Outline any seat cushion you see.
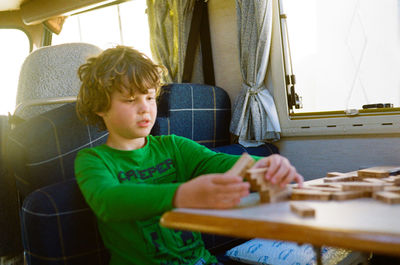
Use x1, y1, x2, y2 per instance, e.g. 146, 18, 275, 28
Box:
21, 178, 109, 265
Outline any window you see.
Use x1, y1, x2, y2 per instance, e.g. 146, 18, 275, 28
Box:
52, 0, 151, 58
281, 0, 400, 113
0, 29, 30, 115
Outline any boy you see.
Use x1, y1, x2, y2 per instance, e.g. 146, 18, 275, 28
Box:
74, 46, 303, 265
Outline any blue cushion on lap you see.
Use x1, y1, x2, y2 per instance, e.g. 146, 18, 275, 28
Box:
225, 238, 357, 265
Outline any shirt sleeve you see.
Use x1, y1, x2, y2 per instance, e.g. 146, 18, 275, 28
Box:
74, 149, 181, 222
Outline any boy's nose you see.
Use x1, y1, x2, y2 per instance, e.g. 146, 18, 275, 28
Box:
138, 99, 150, 113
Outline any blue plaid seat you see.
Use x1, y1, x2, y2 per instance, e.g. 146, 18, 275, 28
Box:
7, 103, 110, 265
7, 83, 279, 265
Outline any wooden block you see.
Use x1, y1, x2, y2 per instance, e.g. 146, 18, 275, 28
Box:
227, 153, 255, 178
269, 187, 292, 203
259, 185, 291, 203
300, 185, 342, 193
290, 202, 315, 218
248, 168, 267, 184
247, 175, 261, 190
341, 182, 385, 192
247, 168, 268, 192
326, 171, 358, 178
291, 189, 331, 201
247, 166, 291, 204
308, 184, 336, 188
309, 183, 345, 189
381, 176, 400, 186
326, 172, 344, 177
323, 175, 360, 183
254, 182, 268, 192
331, 190, 366, 200
362, 178, 388, 185
357, 166, 400, 178
259, 190, 270, 203
384, 186, 400, 194
247, 167, 268, 177
373, 191, 400, 204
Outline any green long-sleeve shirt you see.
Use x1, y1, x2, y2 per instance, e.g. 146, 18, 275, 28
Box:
74, 134, 243, 265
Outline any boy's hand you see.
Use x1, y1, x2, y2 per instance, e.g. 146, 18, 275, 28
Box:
252, 154, 303, 188
173, 174, 250, 209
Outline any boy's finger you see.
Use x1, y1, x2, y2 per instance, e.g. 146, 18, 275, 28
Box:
270, 164, 290, 184
295, 173, 304, 187
265, 156, 282, 180
215, 182, 250, 194
214, 197, 242, 209
212, 174, 243, 184
216, 192, 243, 201
252, 158, 268, 169
278, 171, 303, 188
278, 169, 296, 187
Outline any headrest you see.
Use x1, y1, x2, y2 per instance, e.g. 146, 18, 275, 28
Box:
16, 43, 102, 119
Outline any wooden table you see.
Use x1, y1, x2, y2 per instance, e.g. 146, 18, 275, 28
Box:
160, 182, 400, 257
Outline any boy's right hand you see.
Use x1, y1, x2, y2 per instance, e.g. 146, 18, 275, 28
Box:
173, 174, 250, 209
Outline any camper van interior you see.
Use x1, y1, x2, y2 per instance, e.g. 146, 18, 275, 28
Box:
0, 0, 399, 265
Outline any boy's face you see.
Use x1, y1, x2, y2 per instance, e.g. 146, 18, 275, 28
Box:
97, 88, 157, 149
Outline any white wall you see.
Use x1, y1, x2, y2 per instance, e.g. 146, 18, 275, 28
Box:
208, 0, 242, 104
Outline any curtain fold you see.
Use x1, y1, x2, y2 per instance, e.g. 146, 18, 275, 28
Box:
146, 0, 197, 83
230, 0, 281, 145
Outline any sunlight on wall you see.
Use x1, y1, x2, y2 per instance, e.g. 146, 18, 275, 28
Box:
0, 29, 30, 115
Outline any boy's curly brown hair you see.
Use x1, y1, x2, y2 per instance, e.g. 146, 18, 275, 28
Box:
76, 46, 165, 130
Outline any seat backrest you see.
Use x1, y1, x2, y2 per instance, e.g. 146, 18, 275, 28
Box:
7, 103, 108, 199
8, 83, 232, 199
16, 43, 102, 120
152, 83, 232, 148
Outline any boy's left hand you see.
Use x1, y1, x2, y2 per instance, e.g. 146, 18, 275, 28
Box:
252, 154, 303, 188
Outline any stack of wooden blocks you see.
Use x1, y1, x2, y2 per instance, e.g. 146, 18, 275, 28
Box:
228, 154, 400, 218
292, 166, 400, 204
227, 153, 291, 203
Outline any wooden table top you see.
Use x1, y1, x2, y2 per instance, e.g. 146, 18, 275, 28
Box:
160, 182, 400, 256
